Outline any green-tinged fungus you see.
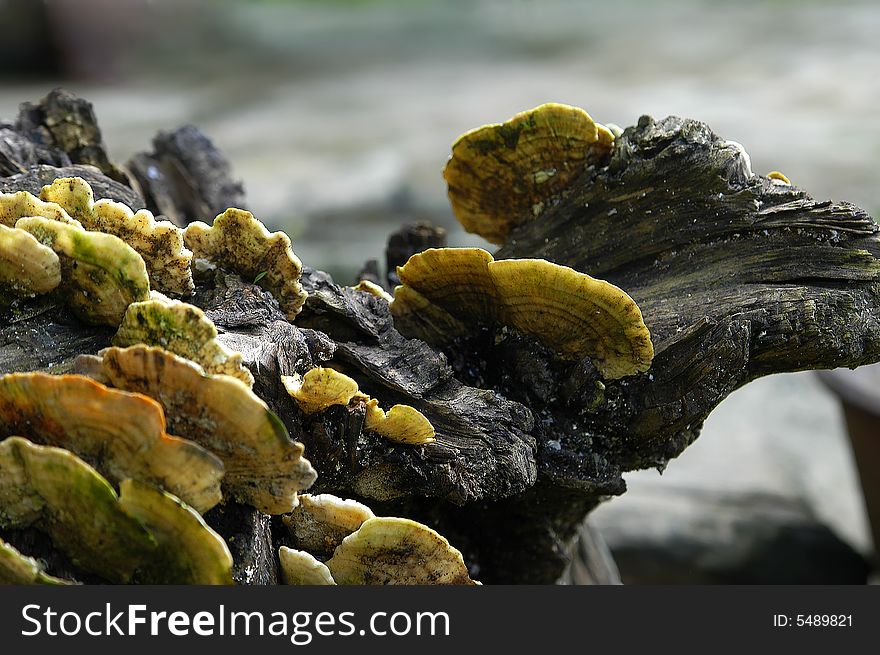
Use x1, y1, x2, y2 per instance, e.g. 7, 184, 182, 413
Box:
113, 292, 254, 386
0, 372, 224, 513
41, 177, 194, 296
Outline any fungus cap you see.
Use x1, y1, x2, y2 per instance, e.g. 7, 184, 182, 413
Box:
41, 177, 194, 296
0, 189, 80, 227
363, 400, 436, 445
184, 208, 307, 319
282, 493, 375, 555
279, 547, 336, 585
0, 436, 157, 583
114, 293, 254, 386
443, 103, 614, 244
118, 479, 233, 585
0, 373, 224, 513
0, 224, 61, 296
353, 280, 393, 303
281, 367, 360, 414
392, 248, 654, 379
15, 216, 151, 326
93, 345, 316, 514
325, 517, 476, 585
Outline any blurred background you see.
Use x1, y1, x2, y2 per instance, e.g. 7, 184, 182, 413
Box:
2, 0, 878, 583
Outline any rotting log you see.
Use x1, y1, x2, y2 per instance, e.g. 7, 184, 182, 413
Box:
1, 92, 879, 583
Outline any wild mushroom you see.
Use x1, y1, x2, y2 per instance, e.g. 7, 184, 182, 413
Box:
0, 224, 61, 297
40, 177, 194, 296
0, 372, 224, 513
0, 537, 74, 585
184, 208, 307, 320
443, 102, 615, 244
117, 479, 233, 585
83, 345, 316, 515
325, 517, 477, 585
0, 189, 80, 227
282, 493, 375, 556
392, 247, 654, 379
278, 547, 336, 585
767, 170, 792, 185
113, 292, 254, 386
363, 400, 436, 445
0, 436, 156, 583
15, 216, 150, 326
281, 367, 360, 414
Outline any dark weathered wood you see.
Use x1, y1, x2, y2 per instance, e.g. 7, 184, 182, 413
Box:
128, 125, 245, 226
2, 98, 880, 584
0, 163, 145, 209
385, 222, 447, 287
15, 88, 128, 184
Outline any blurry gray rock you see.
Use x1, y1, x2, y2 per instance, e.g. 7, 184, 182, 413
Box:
593, 487, 870, 584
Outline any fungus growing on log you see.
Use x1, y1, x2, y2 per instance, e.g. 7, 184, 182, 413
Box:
363, 400, 436, 445
0, 373, 224, 513
767, 170, 792, 185
353, 279, 393, 303
184, 208, 307, 320
15, 216, 150, 326
392, 247, 654, 379
40, 177, 194, 296
281, 367, 360, 414
113, 293, 254, 386
325, 517, 477, 585
443, 102, 614, 244
278, 547, 336, 585
0, 225, 61, 297
81, 345, 316, 515
282, 493, 375, 556
2, 90, 880, 585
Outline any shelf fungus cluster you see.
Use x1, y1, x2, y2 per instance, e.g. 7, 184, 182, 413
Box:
0, 437, 232, 584
282, 367, 436, 445
443, 102, 614, 244
279, 494, 476, 585
391, 247, 654, 379
40, 177, 195, 296
75, 344, 316, 514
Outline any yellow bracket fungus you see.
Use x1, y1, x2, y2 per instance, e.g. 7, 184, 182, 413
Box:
282, 368, 435, 445
0, 437, 231, 584
352, 280, 393, 303
281, 367, 361, 414
363, 400, 435, 445
282, 493, 375, 556
113, 292, 254, 387
40, 177, 194, 296
278, 547, 336, 585
443, 102, 615, 244
117, 479, 233, 585
92, 345, 316, 515
184, 208, 307, 320
0, 373, 224, 513
392, 247, 654, 379
15, 216, 151, 326
0, 189, 81, 227
325, 517, 476, 585
767, 170, 792, 185
0, 537, 74, 585
0, 225, 61, 297
0, 436, 157, 583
